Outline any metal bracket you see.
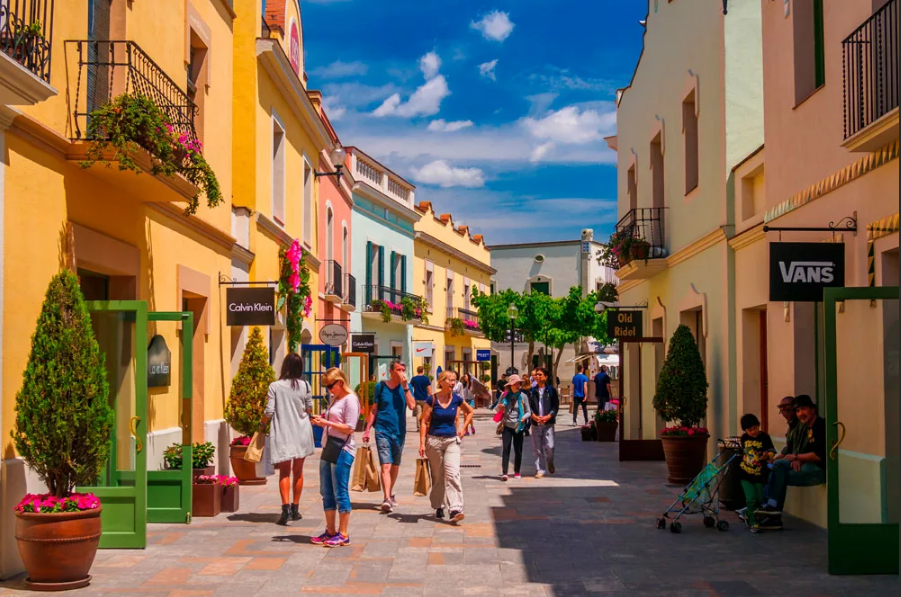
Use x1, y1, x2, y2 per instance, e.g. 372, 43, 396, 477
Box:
763, 214, 858, 240
218, 273, 277, 286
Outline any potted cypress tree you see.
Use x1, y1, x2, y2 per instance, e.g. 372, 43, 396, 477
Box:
12, 271, 114, 590
652, 325, 710, 484
225, 327, 275, 485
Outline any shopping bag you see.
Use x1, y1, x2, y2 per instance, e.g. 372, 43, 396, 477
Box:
351, 446, 370, 492
243, 432, 265, 463
413, 458, 431, 497
492, 411, 503, 423
365, 447, 382, 492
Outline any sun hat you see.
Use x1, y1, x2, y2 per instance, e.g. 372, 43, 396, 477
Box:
504, 374, 523, 388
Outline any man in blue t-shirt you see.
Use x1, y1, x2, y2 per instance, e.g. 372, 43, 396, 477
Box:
594, 365, 612, 412
363, 360, 415, 513
410, 366, 433, 432
571, 365, 589, 426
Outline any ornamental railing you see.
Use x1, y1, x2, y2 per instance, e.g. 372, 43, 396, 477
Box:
324, 260, 343, 298
363, 285, 422, 317
0, 0, 54, 82
457, 308, 481, 332
843, 0, 898, 139
611, 207, 666, 269
343, 273, 356, 307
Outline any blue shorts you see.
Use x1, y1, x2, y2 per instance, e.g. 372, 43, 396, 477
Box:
375, 432, 404, 466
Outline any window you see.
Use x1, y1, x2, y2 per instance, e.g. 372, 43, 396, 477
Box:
490, 280, 497, 294
627, 165, 638, 211
446, 273, 455, 320
650, 133, 664, 210
272, 118, 286, 224
531, 281, 550, 295
793, 0, 825, 104
393, 253, 403, 290
464, 279, 471, 309
326, 208, 334, 262
424, 263, 434, 310
445, 347, 456, 370
740, 164, 766, 221
341, 226, 348, 269
682, 90, 698, 194
365, 241, 384, 302
187, 32, 208, 144
303, 159, 313, 246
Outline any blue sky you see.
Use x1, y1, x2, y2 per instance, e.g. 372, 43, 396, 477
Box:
302, 0, 647, 245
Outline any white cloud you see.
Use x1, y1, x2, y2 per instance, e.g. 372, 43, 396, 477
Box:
321, 82, 399, 109
322, 96, 346, 121
373, 94, 402, 117
524, 106, 616, 145
530, 142, 555, 163
478, 59, 498, 81
471, 10, 515, 42
412, 160, 486, 188
420, 52, 442, 80
310, 60, 368, 79
427, 119, 475, 133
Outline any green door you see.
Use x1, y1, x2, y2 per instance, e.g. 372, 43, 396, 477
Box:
823, 286, 899, 575
79, 301, 148, 549
146, 311, 193, 524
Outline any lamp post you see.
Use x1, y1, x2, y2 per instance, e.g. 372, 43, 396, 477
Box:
506, 303, 519, 375
314, 144, 348, 185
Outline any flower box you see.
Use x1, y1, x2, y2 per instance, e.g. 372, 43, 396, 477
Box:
192, 480, 221, 517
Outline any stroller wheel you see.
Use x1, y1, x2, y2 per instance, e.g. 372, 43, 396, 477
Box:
670, 521, 682, 534
703, 516, 716, 528
716, 520, 730, 532
655, 517, 666, 530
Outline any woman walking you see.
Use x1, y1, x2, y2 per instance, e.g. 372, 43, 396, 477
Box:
261, 353, 315, 526
457, 373, 477, 435
310, 367, 360, 548
419, 370, 474, 523
495, 374, 532, 481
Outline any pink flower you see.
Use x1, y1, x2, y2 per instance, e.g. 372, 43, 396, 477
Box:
289, 273, 301, 293
286, 240, 302, 273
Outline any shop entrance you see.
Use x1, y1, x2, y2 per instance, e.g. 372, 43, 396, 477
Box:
617, 336, 666, 462
823, 286, 898, 575
77, 301, 194, 548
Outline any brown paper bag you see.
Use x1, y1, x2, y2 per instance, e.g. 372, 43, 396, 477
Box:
351, 446, 369, 492
243, 432, 265, 463
413, 458, 431, 497
365, 447, 381, 493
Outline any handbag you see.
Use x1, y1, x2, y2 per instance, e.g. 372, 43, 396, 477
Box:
243, 431, 265, 463
321, 433, 349, 464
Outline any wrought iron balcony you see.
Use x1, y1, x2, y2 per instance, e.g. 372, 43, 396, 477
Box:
609, 207, 666, 270
324, 260, 342, 301
0, 0, 54, 82
843, 0, 898, 140
363, 285, 423, 320
456, 308, 482, 332
343, 273, 356, 308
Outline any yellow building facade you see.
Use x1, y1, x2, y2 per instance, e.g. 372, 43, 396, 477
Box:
412, 202, 495, 385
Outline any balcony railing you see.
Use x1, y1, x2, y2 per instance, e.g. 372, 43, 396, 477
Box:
843, 0, 898, 139
611, 207, 665, 270
0, 0, 54, 82
343, 273, 356, 307
324, 260, 342, 299
67, 40, 196, 145
457, 308, 481, 332
364, 285, 423, 319
446, 305, 455, 322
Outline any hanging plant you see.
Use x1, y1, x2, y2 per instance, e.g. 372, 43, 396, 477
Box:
277, 240, 312, 353
447, 317, 466, 336
81, 93, 223, 216
401, 296, 429, 325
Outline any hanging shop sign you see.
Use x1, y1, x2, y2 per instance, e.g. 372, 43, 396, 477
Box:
147, 335, 171, 388
607, 310, 643, 339
476, 349, 492, 362
319, 324, 349, 347
226, 287, 276, 326
351, 334, 376, 353
769, 242, 845, 302
413, 341, 434, 357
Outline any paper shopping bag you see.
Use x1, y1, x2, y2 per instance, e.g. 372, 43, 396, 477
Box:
243, 432, 265, 463
351, 446, 369, 492
413, 458, 431, 497
365, 447, 382, 493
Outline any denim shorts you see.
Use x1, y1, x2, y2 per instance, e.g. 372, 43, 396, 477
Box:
375, 432, 404, 466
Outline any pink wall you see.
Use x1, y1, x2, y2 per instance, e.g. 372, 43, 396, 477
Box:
316, 154, 353, 329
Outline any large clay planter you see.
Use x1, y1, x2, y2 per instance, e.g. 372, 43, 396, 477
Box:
192, 483, 221, 517
596, 421, 618, 442
661, 435, 709, 485
221, 485, 240, 513
229, 445, 266, 486
15, 507, 102, 591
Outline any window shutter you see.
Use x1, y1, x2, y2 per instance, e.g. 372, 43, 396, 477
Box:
378, 246, 385, 288
401, 255, 407, 294
365, 241, 372, 302
390, 251, 396, 291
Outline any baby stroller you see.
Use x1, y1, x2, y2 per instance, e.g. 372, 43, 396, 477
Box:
655, 439, 740, 534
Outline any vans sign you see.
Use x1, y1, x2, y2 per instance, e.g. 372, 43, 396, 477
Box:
769, 242, 845, 302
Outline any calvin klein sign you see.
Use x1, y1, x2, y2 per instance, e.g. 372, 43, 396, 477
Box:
226, 287, 276, 326
148, 335, 171, 388
769, 242, 845, 302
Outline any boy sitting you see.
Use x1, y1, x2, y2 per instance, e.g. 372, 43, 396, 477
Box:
738, 414, 776, 533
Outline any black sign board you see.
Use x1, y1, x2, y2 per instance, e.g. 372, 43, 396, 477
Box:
226, 287, 276, 326
607, 310, 643, 339
147, 335, 171, 388
769, 242, 845, 302
351, 334, 376, 353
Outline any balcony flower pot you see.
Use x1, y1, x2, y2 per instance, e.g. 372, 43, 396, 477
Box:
219, 477, 240, 513
629, 240, 651, 261
192, 478, 222, 517
660, 430, 709, 485
15, 502, 102, 591
229, 443, 267, 486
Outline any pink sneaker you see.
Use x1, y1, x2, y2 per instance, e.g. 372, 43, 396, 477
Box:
513, 473, 522, 479
311, 530, 335, 545
324, 533, 350, 548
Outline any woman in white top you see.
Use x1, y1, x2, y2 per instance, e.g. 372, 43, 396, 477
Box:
260, 353, 315, 526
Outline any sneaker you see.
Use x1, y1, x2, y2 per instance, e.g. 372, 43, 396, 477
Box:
513, 473, 522, 480
290, 504, 302, 521
324, 533, 350, 548
736, 507, 747, 522
750, 524, 760, 534
755, 505, 782, 517
535, 472, 545, 479
390, 494, 398, 508
381, 499, 394, 513
548, 462, 555, 475
311, 530, 335, 545
436, 508, 445, 519
450, 510, 465, 523
501, 474, 509, 481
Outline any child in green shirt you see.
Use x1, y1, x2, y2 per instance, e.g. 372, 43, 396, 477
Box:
739, 414, 776, 533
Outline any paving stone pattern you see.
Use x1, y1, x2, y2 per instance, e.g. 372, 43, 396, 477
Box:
1, 412, 897, 596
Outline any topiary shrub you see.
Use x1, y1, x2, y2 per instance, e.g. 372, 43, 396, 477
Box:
652, 324, 709, 430
225, 327, 276, 439
11, 270, 114, 498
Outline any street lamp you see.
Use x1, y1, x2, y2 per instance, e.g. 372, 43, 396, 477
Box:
314, 144, 347, 185
506, 303, 519, 375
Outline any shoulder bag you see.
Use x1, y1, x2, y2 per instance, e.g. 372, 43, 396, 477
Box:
320, 398, 350, 464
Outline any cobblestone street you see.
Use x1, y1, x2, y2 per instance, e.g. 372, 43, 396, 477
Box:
2, 413, 897, 596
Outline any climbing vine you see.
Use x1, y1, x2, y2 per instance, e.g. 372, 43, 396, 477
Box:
277, 240, 312, 353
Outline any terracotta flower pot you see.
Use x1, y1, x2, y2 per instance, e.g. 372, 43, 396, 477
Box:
595, 421, 618, 442
221, 485, 239, 513
193, 465, 215, 479
15, 507, 102, 591
660, 435, 709, 485
229, 445, 266, 486
630, 242, 650, 261
192, 482, 221, 517
580, 425, 594, 442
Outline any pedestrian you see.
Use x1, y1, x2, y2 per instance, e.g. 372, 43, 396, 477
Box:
457, 373, 477, 435
529, 367, 558, 478
362, 360, 415, 513
260, 353, 315, 526
410, 366, 433, 432
310, 367, 360, 547
419, 370, 474, 523
495, 374, 532, 481
593, 365, 612, 412
491, 373, 507, 409
737, 414, 776, 533
571, 364, 589, 426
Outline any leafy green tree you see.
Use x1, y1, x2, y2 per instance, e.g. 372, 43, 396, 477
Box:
471, 288, 521, 343
225, 327, 276, 438
12, 270, 114, 498
653, 324, 709, 429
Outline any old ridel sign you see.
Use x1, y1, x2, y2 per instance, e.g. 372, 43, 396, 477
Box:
769, 242, 845, 302
607, 310, 643, 339
226, 287, 276, 326
148, 335, 171, 388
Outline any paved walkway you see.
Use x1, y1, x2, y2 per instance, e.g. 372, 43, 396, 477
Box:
1, 413, 897, 596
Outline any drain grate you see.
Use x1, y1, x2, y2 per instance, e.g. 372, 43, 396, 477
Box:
460, 464, 482, 468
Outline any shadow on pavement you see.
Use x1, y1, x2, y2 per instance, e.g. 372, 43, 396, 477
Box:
226, 512, 276, 524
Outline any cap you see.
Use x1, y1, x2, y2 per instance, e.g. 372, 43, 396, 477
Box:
794, 394, 816, 409
504, 374, 523, 388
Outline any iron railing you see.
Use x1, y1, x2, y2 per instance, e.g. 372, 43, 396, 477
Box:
457, 308, 481, 332
343, 273, 356, 307
843, 0, 898, 139
446, 305, 455, 322
611, 207, 666, 269
364, 285, 423, 319
324, 260, 342, 298
67, 40, 196, 144
0, 0, 54, 83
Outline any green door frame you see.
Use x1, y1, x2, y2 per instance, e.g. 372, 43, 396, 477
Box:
79, 300, 148, 549
146, 311, 193, 524
823, 285, 899, 575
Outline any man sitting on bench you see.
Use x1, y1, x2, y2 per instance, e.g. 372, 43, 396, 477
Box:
756, 394, 826, 527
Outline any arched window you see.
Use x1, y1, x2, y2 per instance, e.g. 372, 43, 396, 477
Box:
326, 208, 334, 262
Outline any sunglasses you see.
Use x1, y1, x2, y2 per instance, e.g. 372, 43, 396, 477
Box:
325, 382, 339, 391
